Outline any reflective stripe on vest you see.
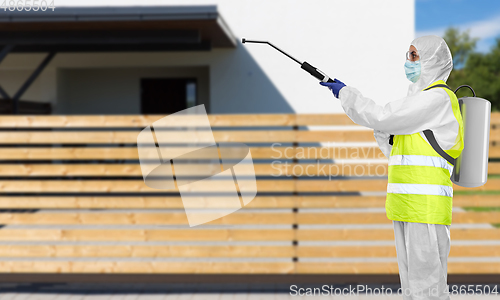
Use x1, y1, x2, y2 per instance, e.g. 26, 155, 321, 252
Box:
388, 154, 454, 176
387, 183, 453, 197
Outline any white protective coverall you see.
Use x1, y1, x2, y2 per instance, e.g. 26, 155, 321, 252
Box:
337, 36, 456, 300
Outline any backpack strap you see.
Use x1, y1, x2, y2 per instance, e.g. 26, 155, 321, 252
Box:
423, 84, 453, 92
388, 83, 456, 166
422, 130, 456, 165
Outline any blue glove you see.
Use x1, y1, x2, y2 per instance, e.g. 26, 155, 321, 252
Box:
320, 79, 346, 98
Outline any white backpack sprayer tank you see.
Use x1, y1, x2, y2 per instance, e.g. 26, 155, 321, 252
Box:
452, 85, 491, 188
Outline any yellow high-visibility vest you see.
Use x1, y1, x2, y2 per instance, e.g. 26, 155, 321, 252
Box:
386, 80, 464, 225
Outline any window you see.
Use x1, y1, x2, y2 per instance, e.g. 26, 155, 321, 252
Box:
141, 78, 197, 114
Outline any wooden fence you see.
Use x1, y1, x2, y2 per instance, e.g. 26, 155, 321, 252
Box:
0, 113, 498, 275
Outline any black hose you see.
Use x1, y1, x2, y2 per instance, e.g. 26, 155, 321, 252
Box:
454, 85, 476, 97
241, 39, 303, 65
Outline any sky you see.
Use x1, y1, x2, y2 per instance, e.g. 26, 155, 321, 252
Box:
416, 0, 500, 52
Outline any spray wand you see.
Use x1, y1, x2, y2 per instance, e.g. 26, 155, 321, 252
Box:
242, 38, 337, 83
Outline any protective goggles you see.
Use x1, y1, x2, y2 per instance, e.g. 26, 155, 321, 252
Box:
406, 50, 420, 62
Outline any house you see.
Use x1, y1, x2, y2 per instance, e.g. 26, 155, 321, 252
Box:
0, 0, 414, 114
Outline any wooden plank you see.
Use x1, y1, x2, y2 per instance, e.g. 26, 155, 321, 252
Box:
0, 179, 367, 193
490, 147, 500, 158
296, 262, 399, 274
489, 162, 500, 174
0, 163, 388, 177
0, 195, 497, 209
3, 162, 499, 177
2, 113, 498, 127
450, 228, 500, 240
450, 245, 500, 257
447, 262, 500, 274
0, 245, 295, 258
0, 179, 498, 193
295, 179, 388, 192
261, 163, 388, 177
0, 147, 271, 159
0, 196, 189, 209
0, 131, 375, 144
0, 115, 295, 128
208, 114, 296, 127
0, 116, 161, 128
0, 212, 295, 225
0, 211, 498, 225
295, 131, 374, 142
491, 113, 500, 126
0, 146, 384, 160
297, 245, 500, 258
490, 125, 500, 140
0, 229, 295, 241
0, 115, 299, 128
15, 260, 498, 274
0, 147, 143, 160
297, 212, 500, 225
0, 113, 498, 128
297, 179, 500, 192
297, 246, 397, 258
0, 196, 383, 209
266, 163, 389, 177
0, 180, 295, 193
292, 146, 384, 159
296, 196, 386, 208
296, 262, 500, 274
0, 228, 498, 241
0, 114, 360, 128
453, 195, 500, 207
0, 196, 299, 209
0, 196, 172, 209
297, 213, 389, 224
295, 194, 500, 209
0, 261, 295, 274
453, 212, 500, 223
296, 114, 355, 126
454, 179, 500, 191
0, 164, 143, 176
297, 228, 500, 241
3, 260, 495, 274
0, 131, 272, 144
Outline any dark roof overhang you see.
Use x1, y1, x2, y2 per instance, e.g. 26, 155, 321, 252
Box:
0, 6, 237, 52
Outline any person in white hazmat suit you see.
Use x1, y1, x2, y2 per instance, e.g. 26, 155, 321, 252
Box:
320, 35, 464, 300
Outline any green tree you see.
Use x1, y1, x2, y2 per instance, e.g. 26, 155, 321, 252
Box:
444, 27, 478, 68
443, 28, 500, 111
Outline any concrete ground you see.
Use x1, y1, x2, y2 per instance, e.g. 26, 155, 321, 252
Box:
0, 283, 499, 299
0, 293, 498, 299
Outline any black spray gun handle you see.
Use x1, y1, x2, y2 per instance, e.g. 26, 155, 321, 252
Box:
301, 61, 336, 83
242, 38, 337, 83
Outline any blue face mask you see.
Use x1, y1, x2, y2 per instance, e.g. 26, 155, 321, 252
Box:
404, 60, 421, 83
